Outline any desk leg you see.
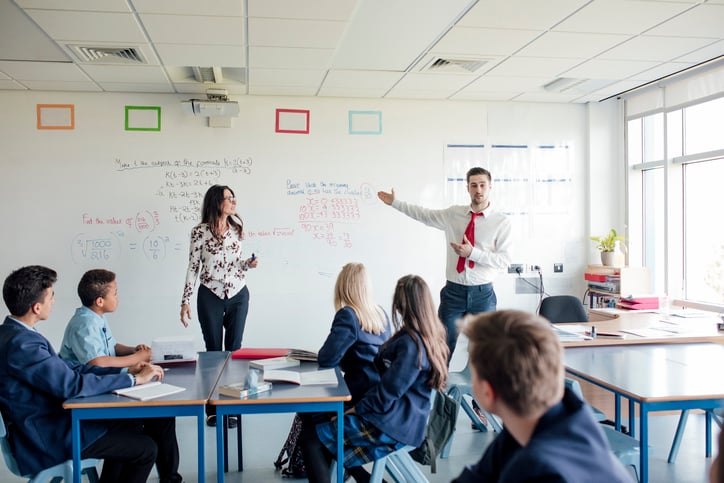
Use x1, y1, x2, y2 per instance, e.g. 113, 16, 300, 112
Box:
615, 395, 621, 431
336, 404, 344, 483
640, 404, 649, 483
629, 399, 636, 439
216, 410, 226, 483
71, 411, 82, 483
197, 408, 206, 483
706, 410, 713, 457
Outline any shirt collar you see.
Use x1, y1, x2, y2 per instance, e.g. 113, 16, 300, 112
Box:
8, 316, 36, 332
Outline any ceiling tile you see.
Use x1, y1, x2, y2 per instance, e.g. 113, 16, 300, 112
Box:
628, 62, 697, 82
80, 64, 170, 83
140, 14, 244, 45
465, 75, 553, 92
24, 10, 147, 43
599, 36, 716, 62
0, 79, 27, 90
450, 90, 518, 101
554, 0, 691, 35
155, 44, 246, 67
318, 86, 392, 98
459, 0, 587, 29
391, 73, 475, 92
646, 4, 724, 38
0, 0, 68, 61
248, 85, 319, 96
250, 68, 326, 87
132, 0, 243, 16
249, 47, 334, 70
0, 61, 89, 81
248, 0, 358, 21
563, 58, 659, 79
675, 40, 724, 63
323, 70, 404, 89
516, 31, 632, 58
15, 0, 130, 11
21, 80, 101, 91
433, 27, 542, 57
515, 91, 581, 102
98, 82, 174, 93
487, 57, 585, 77
250, 18, 346, 49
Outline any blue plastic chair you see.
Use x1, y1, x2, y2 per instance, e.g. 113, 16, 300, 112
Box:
667, 408, 723, 463
0, 410, 100, 483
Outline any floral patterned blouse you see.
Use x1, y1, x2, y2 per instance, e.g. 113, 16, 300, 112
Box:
181, 223, 250, 305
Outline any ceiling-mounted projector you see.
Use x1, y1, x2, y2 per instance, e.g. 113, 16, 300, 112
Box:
181, 89, 239, 127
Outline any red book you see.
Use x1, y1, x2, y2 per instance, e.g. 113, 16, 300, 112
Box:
231, 347, 289, 360
620, 296, 660, 304
617, 300, 659, 310
585, 273, 607, 282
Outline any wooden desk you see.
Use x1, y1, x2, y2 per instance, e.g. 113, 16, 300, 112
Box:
209, 360, 351, 483
64, 351, 230, 483
565, 343, 724, 483
561, 310, 724, 347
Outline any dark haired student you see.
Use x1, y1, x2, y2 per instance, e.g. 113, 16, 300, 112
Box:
180, 184, 258, 426
0, 265, 170, 483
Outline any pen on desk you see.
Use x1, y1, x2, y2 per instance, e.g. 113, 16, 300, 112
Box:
590, 326, 596, 338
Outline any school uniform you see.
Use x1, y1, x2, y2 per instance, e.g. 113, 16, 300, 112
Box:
452, 387, 633, 483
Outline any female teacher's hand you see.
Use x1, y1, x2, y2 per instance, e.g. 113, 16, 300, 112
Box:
247, 257, 258, 269
180, 303, 192, 328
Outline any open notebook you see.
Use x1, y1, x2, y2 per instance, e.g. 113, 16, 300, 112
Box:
113, 381, 186, 401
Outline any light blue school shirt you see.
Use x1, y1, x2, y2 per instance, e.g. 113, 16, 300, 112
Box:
59, 306, 118, 365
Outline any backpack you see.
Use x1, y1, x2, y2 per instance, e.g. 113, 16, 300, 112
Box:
410, 389, 461, 473
273, 413, 307, 478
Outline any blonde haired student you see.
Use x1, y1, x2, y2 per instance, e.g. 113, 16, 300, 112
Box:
300, 263, 391, 481
307, 274, 448, 483
452, 310, 632, 483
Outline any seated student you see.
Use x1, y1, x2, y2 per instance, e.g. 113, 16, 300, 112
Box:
59, 268, 183, 483
452, 309, 632, 483
300, 262, 392, 481
0, 265, 170, 483
307, 274, 449, 483
60, 269, 151, 367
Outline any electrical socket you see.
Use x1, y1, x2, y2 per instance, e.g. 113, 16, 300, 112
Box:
554, 263, 563, 273
507, 264, 524, 274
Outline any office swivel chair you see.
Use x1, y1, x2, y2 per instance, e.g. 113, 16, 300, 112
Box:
538, 295, 589, 323
0, 410, 100, 483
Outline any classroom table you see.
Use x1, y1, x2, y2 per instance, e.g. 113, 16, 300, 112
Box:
564, 343, 724, 483
560, 309, 724, 347
63, 351, 230, 483
209, 359, 351, 483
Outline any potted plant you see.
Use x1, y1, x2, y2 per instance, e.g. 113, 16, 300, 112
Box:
590, 229, 626, 266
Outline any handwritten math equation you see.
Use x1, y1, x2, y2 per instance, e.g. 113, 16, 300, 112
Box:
71, 232, 181, 263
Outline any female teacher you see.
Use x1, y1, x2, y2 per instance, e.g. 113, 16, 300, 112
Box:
180, 184, 258, 352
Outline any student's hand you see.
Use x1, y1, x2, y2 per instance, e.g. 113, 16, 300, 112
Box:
377, 189, 395, 205
180, 304, 191, 328
129, 362, 164, 384
135, 343, 151, 351
450, 235, 473, 258
134, 347, 152, 363
247, 257, 258, 268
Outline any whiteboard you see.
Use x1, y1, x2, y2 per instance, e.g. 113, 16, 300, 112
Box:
0, 91, 588, 350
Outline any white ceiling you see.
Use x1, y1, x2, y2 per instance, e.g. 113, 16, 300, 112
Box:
1, 0, 723, 103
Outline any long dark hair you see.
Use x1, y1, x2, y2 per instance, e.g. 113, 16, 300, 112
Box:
390, 275, 449, 390
201, 184, 243, 241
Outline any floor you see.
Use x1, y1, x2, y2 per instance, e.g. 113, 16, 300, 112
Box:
0, 405, 714, 482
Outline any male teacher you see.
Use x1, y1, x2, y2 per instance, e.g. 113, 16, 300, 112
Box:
378, 167, 512, 357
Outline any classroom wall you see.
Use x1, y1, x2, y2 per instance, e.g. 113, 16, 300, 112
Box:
0, 91, 617, 351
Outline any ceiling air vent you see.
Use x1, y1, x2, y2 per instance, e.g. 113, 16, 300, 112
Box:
422, 56, 489, 74
69, 45, 146, 64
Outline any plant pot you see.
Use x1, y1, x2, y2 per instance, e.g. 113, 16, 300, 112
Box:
600, 251, 623, 267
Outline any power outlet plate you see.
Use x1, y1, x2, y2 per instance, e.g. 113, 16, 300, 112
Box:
508, 263, 524, 274
554, 263, 563, 273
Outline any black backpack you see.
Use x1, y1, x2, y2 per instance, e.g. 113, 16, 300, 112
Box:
410, 389, 461, 473
274, 413, 307, 478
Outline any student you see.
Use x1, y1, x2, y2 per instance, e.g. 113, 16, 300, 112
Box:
377, 167, 512, 358
0, 265, 169, 483
59, 268, 183, 483
300, 262, 392, 481
307, 274, 449, 483
179, 184, 258, 427
60, 269, 151, 367
452, 309, 632, 483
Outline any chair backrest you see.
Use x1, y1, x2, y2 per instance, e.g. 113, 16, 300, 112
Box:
0, 409, 24, 476
539, 295, 589, 323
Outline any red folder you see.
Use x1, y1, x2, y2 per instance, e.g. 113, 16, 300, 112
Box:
617, 300, 659, 310
231, 347, 289, 360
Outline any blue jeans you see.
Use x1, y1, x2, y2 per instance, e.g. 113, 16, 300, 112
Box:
438, 281, 496, 358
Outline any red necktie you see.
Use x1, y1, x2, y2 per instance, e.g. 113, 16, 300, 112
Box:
456, 212, 484, 273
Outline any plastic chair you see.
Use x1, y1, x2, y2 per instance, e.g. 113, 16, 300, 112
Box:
0, 410, 100, 483
538, 295, 589, 323
330, 445, 428, 483
565, 378, 640, 481
667, 408, 723, 463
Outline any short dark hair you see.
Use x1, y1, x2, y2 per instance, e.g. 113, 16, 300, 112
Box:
77, 269, 116, 307
466, 167, 491, 183
464, 309, 563, 417
2, 265, 57, 317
